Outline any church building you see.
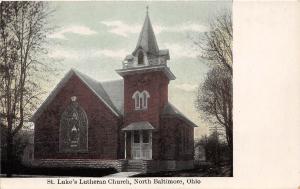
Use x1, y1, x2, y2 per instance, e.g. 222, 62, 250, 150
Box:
31, 11, 197, 173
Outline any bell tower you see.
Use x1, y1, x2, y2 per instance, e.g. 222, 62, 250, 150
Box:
116, 9, 175, 128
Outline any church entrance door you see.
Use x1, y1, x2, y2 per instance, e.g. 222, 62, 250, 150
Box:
131, 130, 152, 160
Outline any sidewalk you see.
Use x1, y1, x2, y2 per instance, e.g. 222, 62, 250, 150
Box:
103, 172, 141, 177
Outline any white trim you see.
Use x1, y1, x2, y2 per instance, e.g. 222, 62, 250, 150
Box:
116, 65, 176, 80
141, 90, 150, 109
130, 130, 152, 160
132, 91, 140, 98
132, 90, 150, 110
141, 90, 150, 98
132, 91, 141, 110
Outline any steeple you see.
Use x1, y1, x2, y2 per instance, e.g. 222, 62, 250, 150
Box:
117, 7, 174, 80
133, 7, 159, 56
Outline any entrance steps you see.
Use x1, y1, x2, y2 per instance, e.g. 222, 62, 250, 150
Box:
124, 160, 145, 172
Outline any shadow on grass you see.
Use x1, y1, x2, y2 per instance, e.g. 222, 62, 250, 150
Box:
132, 162, 232, 177
1, 163, 117, 177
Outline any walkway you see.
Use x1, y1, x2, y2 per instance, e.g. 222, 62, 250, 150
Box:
103, 172, 141, 177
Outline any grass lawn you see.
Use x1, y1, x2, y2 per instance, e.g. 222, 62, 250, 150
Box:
132, 163, 232, 177
1, 164, 117, 177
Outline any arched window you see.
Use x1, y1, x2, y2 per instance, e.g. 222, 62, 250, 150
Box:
141, 90, 150, 109
132, 91, 140, 110
132, 90, 150, 110
138, 51, 144, 65
59, 96, 88, 152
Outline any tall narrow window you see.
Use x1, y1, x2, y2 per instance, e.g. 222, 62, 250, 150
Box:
138, 51, 144, 65
132, 91, 141, 110
59, 96, 88, 152
132, 90, 150, 110
140, 97, 143, 109
141, 90, 150, 109
143, 92, 147, 107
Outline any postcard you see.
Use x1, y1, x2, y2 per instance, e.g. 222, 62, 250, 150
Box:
0, 1, 299, 189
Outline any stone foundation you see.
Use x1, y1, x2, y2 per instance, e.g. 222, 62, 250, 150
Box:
31, 159, 194, 173
32, 159, 127, 172
142, 160, 194, 173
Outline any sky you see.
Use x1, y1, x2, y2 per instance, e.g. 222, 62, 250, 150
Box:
44, 1, 232, 139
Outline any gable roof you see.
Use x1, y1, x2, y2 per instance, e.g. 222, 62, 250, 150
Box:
122, 121, 155, 131
162, 103, 198, 127
73, 70, 122, 115
30, 69, 122, 122
101, 79, 124, 114
31, 70, 197, 128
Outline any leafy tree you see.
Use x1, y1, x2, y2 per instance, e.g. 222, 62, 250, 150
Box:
0, 2, 53, 176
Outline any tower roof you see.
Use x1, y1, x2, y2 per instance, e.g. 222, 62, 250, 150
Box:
133, 11, 159, 56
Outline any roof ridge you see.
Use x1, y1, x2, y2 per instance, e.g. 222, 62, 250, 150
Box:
100, 79, 123, 84
30, 69, 122, 122
72, 69, 99, 83
164, 102, 198, 127
73, 70, 121, 116
30, 69, 76, 121
73, 69, 123, 85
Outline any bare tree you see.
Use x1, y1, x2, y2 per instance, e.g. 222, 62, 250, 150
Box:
0, 2, 53, 176
193, 9, 233, 174
195, 67, 232, 152
193, 9, 232, 74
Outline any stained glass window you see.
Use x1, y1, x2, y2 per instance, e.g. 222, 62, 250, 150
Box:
59, 97, 88, 152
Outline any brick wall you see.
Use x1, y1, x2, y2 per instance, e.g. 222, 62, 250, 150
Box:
34, 74, 121, 160
121, 71, 169, 159
123, 71, 169, 127
34, 71, 194, 163
160, 116, 194, 160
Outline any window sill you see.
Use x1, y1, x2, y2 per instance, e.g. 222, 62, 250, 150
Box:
134, 108, 148, 111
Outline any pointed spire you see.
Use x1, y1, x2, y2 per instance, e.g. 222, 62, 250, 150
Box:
133, 7, 159, 56
146, 5, 149, 15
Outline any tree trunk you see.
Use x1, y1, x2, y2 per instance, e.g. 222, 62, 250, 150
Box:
6, 116, 13, 177
229, 145, 233, 176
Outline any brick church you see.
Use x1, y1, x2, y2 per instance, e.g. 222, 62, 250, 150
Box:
31, 11, 197, 173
